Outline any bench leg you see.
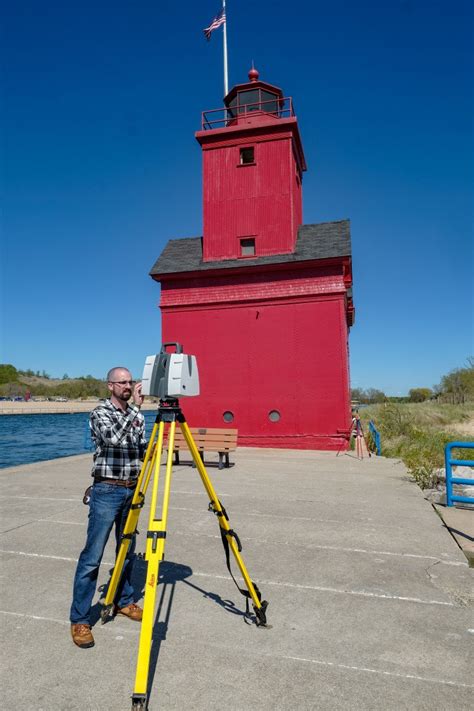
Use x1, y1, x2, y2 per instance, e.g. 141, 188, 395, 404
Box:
218, 453, 224, 470
174, 451, 180, 465
225, 453, 230, 468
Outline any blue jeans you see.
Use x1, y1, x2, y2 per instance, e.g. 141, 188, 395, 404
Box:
70, 482, 137, 624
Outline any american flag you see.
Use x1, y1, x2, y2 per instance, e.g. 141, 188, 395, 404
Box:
203, 8, 226, 40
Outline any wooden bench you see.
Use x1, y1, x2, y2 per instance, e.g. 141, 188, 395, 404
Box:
170, 427, 238, 469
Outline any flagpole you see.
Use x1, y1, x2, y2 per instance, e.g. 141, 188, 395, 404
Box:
223, 0, 228, 96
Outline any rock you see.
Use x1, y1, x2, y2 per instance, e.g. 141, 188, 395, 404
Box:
453, 465, 474, 479
424, 488, 446, 504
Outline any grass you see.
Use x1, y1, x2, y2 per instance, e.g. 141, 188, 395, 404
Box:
359, 401, 474, 489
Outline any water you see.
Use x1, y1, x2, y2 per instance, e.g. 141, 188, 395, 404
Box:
0, 413, 157, 469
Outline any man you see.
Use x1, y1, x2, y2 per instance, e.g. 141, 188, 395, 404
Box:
70, 367, 147, 648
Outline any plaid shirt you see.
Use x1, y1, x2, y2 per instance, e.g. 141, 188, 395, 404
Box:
90, 399, 147, 481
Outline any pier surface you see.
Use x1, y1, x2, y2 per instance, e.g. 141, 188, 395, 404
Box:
0, 449, 473, 710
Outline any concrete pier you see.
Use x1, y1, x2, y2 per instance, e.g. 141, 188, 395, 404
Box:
0, 401, 159, 416
0, 449, 473, 710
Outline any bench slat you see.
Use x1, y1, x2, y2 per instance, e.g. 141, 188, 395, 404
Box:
173, 432, 237, 438
174, 437, 237, 447
190, 428, 238, 435
173, 442, 236, 450
173, 434, 236, 440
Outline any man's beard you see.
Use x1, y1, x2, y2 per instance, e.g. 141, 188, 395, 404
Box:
119, 389, 132, 401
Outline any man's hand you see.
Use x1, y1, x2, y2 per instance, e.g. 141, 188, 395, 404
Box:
133, 382, 144, 408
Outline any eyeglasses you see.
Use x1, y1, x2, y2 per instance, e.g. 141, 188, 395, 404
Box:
109, 380, 134, 386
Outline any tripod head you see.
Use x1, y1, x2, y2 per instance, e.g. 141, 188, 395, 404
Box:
141, 343, 200, 399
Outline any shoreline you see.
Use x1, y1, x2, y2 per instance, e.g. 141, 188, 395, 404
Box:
0, 400, 159, 416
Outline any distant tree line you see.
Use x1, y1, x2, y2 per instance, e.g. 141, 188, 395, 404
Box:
17, 368, 51, 379
29, 378, 109, 399
351, 387, 438, 404
350, 388, 387, 404
434, 358, 474, 404
351, 358, 473, 405
0, 364, 108, 399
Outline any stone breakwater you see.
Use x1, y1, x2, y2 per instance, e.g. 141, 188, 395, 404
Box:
0, 400, 158, 415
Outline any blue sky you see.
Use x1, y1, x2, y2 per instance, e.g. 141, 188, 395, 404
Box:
1, 0, 473, 395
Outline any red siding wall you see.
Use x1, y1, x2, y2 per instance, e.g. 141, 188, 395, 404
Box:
202, 134, 303, 261
160, 271, 351, 449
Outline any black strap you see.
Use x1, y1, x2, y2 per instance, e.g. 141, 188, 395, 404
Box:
209, 500, 262, 617
219, 526, 262, 599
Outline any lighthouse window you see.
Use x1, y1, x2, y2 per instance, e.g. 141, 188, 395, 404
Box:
240, 238, 255, 256
237, 89, 260, 113
261, 90, 279, 115
227, 96, 237, 119
240, 147, 255, 165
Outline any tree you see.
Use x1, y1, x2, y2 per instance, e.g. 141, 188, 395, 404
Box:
62, 373, 70, 380
365, 388, 386, 403
0, 364, 19, 384
408, 388, 433, 403
438, 360, 474, 403
350, 387, 386, 403
351, 388, 364, 402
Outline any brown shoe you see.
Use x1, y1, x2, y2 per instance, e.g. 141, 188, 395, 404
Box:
71, 623, 95, 648
114, 603, 143, 621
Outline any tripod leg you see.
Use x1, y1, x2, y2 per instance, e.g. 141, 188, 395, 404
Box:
353, 420, 360, 459
359, 422, 372, 458
336, 433, 348, 456
179, 421, 267, 625
132, 420, 175, 710
101, 422, 163, 622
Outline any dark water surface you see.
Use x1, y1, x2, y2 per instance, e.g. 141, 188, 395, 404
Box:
0, 412, 157, 469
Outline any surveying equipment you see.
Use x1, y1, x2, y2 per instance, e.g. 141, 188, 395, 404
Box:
336, 410, 372, 459
101, 344, 268, 711
352, 414, 370, 459
337, 411, 371, 459
141, 343, 199, 399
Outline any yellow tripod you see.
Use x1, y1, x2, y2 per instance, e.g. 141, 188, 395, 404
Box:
101, 398, 268, 711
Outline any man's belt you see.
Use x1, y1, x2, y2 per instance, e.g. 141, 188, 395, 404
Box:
94, 477, 137, 489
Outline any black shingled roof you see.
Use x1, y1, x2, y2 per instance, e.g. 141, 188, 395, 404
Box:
149, 219, 351, 277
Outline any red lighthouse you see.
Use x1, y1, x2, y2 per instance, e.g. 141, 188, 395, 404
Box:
150, 68, 355, 450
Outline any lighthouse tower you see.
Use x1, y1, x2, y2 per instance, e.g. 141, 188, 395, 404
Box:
150, 68, 355, 449
199, 67, 305, 261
